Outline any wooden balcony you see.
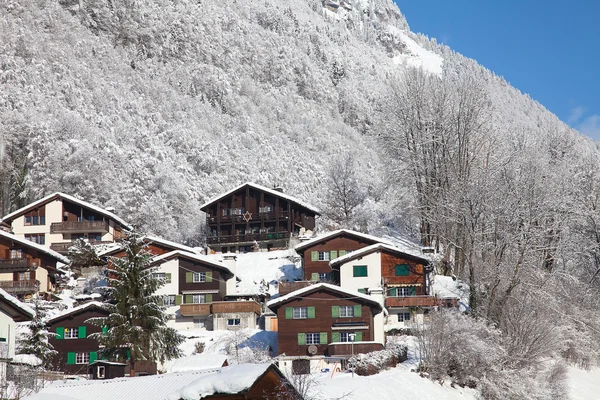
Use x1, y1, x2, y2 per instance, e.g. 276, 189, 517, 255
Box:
0, 258, 30, 272
0, 280, 38, 294
207, 211, 290, 224
327, 342, 384, 356
179, 303, 211, 317
50, 241, 113, 254
385, 296, 438, 308
50, 220, 109, 233
278, 281, 314, 296
206, 232, 290, 245
211, 301, 261, 315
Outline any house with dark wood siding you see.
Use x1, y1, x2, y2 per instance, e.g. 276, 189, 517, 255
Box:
201, 182, 320, 253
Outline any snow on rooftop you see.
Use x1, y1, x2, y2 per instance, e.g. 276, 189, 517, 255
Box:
12, 354, 42, 366
294, 229, 394, 251
46, 301, 105, 324
151, 251, 233, 275
144, 235, 200, 255
0, 288, 34, 318
200, 182, 320, 215
329, 242, 427, 268
267, 282, 381, 310
388, 26, 443, 76
163, 354, 227, 373
0, 230, 70, 265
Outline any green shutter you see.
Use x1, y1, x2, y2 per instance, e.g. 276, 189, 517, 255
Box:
354, 305, 362, 317
389, 287, 397, 297
410, 286, 417, 296
185, 294, 193, 304
332, 332, 341, 343
320, 332, 328, 344
331, 306, 339, 318
311, 251, 318, 261
339, 250, 346, 257
285, 307, 293, 319
205, 294, 212, 303
307, 306, 316, 318
78, 326, 86, 339
102, 326, 108, 337
206, 272, 213, 283
126, 349, 131, 360
355, 332, 363, 341
330, 250, 338, 259
165, 273, 172, 283
175, 295, 182, 305
353, 265, 368, 277
66, 352, 75, 365
297, 333, 306, 345
89, 352, 98, 364
55, 327, 64, 340
395, 264, 410, 276
311, 273, 319, 282
357, 288, 366, 294
186, 272, 193, 283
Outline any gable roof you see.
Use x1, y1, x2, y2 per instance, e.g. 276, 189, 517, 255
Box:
200, 182, 321, 215
0, 230, 70, 265
46, 301, 107, 325
329, 243, 429, 269
0, 288, 34, 322
294, 229, 393, 252
148, 250, 234, 278
25, 363, 288, 400
97, 235, 199, 258
1, 193, 132, 230
266, 282, 383, 313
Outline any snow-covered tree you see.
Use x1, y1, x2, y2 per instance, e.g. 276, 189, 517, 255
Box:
17, 299, 57, 369
87, 232, 183, 376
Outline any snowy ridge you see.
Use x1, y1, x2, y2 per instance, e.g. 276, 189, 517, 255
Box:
0, 288, 34, 318
150, 250, 233, 276
329, 242, 428, 268
46, 301, 105, 324
0, 230, 69, 265
294, 228, 394, 251
388, 26, 444, 76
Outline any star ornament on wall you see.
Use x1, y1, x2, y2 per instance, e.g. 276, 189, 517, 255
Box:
243, 211, 252, 222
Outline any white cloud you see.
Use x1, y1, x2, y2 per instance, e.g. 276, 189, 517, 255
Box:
577, 115, 600, 140
568, 105, 586, 124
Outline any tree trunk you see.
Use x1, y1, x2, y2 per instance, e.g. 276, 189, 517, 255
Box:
129, 358, 135, 377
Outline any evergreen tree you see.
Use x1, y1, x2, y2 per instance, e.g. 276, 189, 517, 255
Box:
87, 232, 184, 376
17, 299, 57, 369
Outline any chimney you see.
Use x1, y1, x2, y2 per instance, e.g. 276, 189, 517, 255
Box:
222, 253, 237, 296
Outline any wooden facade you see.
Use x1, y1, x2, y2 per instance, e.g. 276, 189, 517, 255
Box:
270, 286, 382, 358
177, 258, 228, 301
201, 183, 319, 252
380, 249, 428, 295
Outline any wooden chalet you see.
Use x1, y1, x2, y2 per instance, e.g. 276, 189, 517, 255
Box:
0, 230, 68, 298
97, 235, 199, 259
201, 182, 320, 253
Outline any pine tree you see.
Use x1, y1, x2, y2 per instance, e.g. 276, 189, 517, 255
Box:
17, 299, 57, 369
87, 232, 184, 376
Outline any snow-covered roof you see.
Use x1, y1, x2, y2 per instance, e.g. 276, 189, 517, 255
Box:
149, 250, 234, 277
1, 192, 132, 230
0, 288, 34, 320
294, 229, 393, 251
200, 182, 321, 215
0, 230, 70, 265
25, 363, 278, 400
97, 235, 198, 258
12, 354, 42, 366
46, 301, 106, 324
163, 354, 228, 373
329, 243, 429, 268
266, 282, 382, 312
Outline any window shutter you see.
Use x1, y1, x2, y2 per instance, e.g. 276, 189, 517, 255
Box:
307, 306, 316, 319
185, 294, 193, 304
339, 250, 346, 257
357, 288, 366, 294
165, 273, 172, 283
353, 305, 362, 317
355, 332, 363, 341
206, 272, 213, 283
55, 327, 64, 340
332, 332, 341, 343
330, 250, 338, 259
410, 286, 417, 296
102, 326, 108, 337
126, 349, 131, 360
320, 332, 328, 344
395, 264, 409, 276
311, 273, 319, 282
297, 333, 306, 345
89, 352, 98, 364
186, 272, 193, 283
311, 251, 318, 261
175, 295, 182, 305
331, 306, 339, 318
285, 308, 293, 319
66, 352, 76, 365
78, 326, 87, 339
205, 294, 213, 303
389, 287, 397, 297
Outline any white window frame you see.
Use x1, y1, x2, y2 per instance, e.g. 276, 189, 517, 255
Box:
339, 305, 354, 318
193, 272, 206, 283
305, 333, 320, 345
97, 366, 105, 378
75, 352, 89, 364
398, 312, 411, 322
397, 287, 412, 297
64, 327, 78, 339
192, 294, 206, 304
163, 295, 176, 306
318, 251, 330, 261
227, 318, 241, 326
293, 307, 308, 319
340, 332, 352, 342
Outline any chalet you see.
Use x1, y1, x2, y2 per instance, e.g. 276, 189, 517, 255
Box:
46, 301, 108, 375
1, 193, 132, 255
329, 243, 435, 326
97, 235, 199, 259
0, 230, 68, 298
200, 182, 320, 253
267, 283, 384, 373
0, 289, 34, 384
25, 363, 300, 400
293, 229, 393, 284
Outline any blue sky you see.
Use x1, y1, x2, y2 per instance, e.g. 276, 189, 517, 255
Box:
395, 1, 600, 140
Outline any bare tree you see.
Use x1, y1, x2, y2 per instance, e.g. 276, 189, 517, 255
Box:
323, 153, 365, 229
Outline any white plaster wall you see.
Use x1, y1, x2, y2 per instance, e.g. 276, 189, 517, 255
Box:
37, 268, 49, 292
11, 199, 64, 246
373, 312, 385, 345
0, 310, 16, 359
213, 312, 257, 331
338, 252, 382, 292
154, 259, 179, 296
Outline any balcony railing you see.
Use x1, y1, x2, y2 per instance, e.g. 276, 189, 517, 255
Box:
212, 301, 261, 315
0, 280, 38, 294
385, 296, 438, 308
50, 220, 109, 233
50, 241, 113, 254
0, 258, 30, 271
207, 211, 290, 224
179, 303, 211, 317
206, 232, 290, 245
327, 342, 384, 356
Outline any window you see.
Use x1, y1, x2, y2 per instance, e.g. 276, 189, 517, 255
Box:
390, 287, 417, 297
89, 233, 103, 242
318, 272, 331, 281
353, 265, 368, 277
227, 318, 241, 326
18, 272, 31, 281
318, 251, 330, 261
163, 295, 176, 306
25, 234, 45, 245
97, 366, 105, 379
259, 205, 273, 213
398, 312, 411, 322
64, 328, 79, 339
154, 272, 166, 280
339, 305, 354, 318
357, 288, 366, 294
193, 319, 204, 328
293, 307, 308, 319
10, 250, 22, 260
24, 208, 45, 226
395, 264, 410, 276
193, 272, 206, 283
192, 294, 206, 304
75, 352, 90, 364
340, 332, 351, 342
230, 208, 243, 215
305, 333, 320, 345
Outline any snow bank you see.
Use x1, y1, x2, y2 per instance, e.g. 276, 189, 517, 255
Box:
12, 354, 42, 366
388, 26, 443, 76
568, 366, 600, 400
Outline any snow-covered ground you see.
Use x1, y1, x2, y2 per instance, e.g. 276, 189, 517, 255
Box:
568, 366, 600, 400
388, 26, 444, 76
